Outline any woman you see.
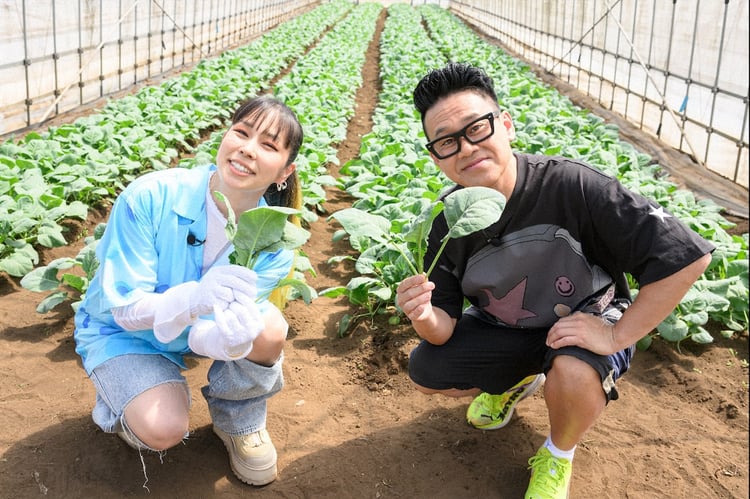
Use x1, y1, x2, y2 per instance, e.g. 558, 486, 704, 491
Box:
74, 95, 303, 486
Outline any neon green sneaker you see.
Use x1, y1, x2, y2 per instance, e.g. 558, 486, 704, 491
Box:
466, 374, 544, 430
525, 447, 572, 499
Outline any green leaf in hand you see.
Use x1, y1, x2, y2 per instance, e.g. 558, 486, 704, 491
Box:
425, 186, 506, 277
213, 191, 313, 302
444, 186, 507, 238
260, 221, 311, 256
232, 206, 303, 268
403, 201, 444, 274
214, 191, 237, 242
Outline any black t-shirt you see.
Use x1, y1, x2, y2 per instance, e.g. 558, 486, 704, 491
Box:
425, 153, 715, 327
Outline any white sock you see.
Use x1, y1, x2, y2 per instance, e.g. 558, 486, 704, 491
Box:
544, 436, 576, 461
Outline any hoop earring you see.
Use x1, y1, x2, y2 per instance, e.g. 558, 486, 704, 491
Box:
276, 181, 288, 192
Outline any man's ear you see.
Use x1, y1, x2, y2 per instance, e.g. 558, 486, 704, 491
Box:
500, 111, 516, 141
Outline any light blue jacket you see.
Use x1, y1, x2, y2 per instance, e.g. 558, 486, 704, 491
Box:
74, 164, 293, 374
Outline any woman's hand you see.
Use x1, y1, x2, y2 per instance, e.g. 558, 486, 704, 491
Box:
188, 292, 264, 361
191, 265, 258, 317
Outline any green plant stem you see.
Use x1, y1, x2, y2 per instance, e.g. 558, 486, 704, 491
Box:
390, 241, 420, 275
425, 236, 450, 278
245, 255, 256, 269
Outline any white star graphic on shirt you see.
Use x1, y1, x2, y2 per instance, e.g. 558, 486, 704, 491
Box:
649, 205, 672, 223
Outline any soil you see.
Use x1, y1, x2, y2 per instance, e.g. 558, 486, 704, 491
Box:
1, 10, 748, 499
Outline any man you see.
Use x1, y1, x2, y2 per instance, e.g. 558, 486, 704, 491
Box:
396, 62, 714, 498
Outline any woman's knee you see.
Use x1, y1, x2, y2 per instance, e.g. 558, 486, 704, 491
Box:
123, 383, 190, 450
248, 311, 288, 366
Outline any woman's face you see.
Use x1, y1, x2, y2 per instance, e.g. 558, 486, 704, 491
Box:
214, 111, 296, 208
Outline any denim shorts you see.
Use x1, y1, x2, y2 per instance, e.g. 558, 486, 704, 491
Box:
408, 310, 635, 403
89, 353, 190, 435
89, 352, 284, 436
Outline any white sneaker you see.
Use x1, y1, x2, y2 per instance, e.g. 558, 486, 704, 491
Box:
214, 427, 278, 486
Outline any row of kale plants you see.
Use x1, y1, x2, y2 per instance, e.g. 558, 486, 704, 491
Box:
1, 0, 354, 278
327, 4, 748, 349
323, 3, 452, 335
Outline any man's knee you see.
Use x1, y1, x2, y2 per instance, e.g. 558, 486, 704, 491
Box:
547, 354, 600, 388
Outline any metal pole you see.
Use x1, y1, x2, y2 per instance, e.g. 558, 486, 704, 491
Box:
737, 99, 748, 183
52, 0, 60, 117
147, 0, 152, 78
657, 0, 678, 138
610, 0, 624, 109
22, 0, 30, 127
705, 0, 731, 169
118, 0, 123, 89
680, 0, 702, 151
99, 0, 104, 96
183, 0, 188, 66
598, 1, 610, 103
172, 0, 178, 68
78, 0, 83, 104
133, 0, 138, 85
640, 0, 657, 129
586, 0, 596, 95
569, 0, 577, 85
624, 0, 638, 120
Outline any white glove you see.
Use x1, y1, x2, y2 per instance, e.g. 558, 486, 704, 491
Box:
190, 265, 258, 317
187, 295, 264, 361
152, 265, 257, 344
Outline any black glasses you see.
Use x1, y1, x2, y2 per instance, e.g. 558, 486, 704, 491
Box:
425, 112, 499, 159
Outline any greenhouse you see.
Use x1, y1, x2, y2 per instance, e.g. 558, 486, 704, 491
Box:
0, 1, 747, 497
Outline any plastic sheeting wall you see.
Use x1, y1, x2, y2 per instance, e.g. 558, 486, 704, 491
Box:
0, 0, 318, 137
450, 0, 749, 188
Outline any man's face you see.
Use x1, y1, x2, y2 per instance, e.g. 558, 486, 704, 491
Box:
423, 90, 516, 195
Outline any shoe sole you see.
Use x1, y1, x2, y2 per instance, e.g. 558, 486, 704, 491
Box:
470, 374, 545, 431
214, 428, 278, 486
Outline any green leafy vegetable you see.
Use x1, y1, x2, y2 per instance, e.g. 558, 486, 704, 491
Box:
214, 192, 316, 303
20, 223, 105, 313
422, 186, 505, 276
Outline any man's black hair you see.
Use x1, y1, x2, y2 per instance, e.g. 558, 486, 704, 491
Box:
413, 62, 498, 130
